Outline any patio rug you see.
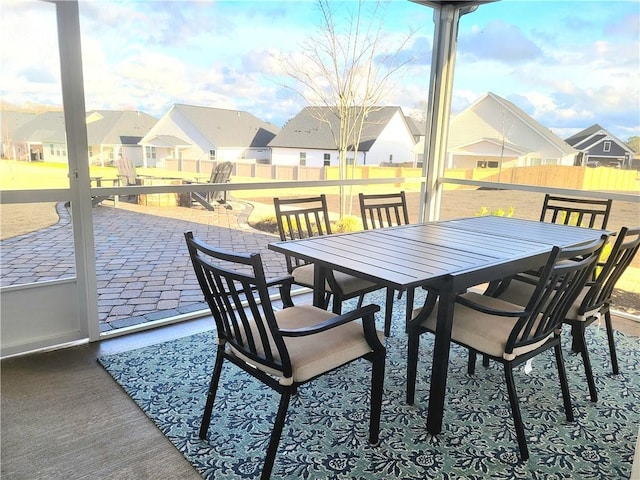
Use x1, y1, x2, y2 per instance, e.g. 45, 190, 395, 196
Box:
98, 292, 640, 479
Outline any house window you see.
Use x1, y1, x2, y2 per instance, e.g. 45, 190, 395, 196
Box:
299, 152, 306, 166
530, 157, 542, 166
477, 160, 498, 168
209, 150, 216, 161
50, 144, 54, 155
323, 153, 330, 166
389, 154, 393, 162
88, 147, 93, 158
603, 141, 611, 152
145, 146, 156, 160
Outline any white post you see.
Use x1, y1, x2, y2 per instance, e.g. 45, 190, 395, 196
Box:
55, 0, 100, 341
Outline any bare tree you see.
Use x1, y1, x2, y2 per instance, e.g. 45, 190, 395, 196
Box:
277, 0, 417, 217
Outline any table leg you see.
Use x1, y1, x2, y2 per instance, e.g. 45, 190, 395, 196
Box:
312, 264, 326, 308
426, 277, 454, 435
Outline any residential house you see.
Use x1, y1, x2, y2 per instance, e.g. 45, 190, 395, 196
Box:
565, 124, 635, 168
85, 110, 157, 166
11, 111, 66, 162
406, 116, 427, 166
9, 109, 157, 165
1, 110, 37, 159
268, 106, 418, 167
446, 92, 577, 169
139, 104, 279, 169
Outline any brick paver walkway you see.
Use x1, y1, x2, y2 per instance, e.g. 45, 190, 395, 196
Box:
0, 199, 287, 332
2, 190, 638, 332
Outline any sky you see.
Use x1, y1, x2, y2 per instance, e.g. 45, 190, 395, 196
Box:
1, 0, 639, 142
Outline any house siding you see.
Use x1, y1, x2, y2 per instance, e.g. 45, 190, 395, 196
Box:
447, 93, 577, 168
366, 112, 416, 165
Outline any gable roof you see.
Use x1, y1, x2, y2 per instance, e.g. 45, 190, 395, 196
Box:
448, 92, 576, 157
85, 110, 157, 145
171, 104, 279, 148
565, 124, 634, 153
269, 106, 407, 151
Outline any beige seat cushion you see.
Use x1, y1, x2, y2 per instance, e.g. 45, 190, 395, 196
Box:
414, 292, 551, 361
502, 280, 597, 323
230, 305, 384, 385
293, 263, 378, 296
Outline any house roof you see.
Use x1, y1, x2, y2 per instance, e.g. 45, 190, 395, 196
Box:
13, 111, 67, 143
12, 110, 157, 146
170, 104, 279, 148
85, 110, 157, 145
268, 106, 407, 151
565, 124, 634, 154
1, 111, 37, 139
406, 117, 426, 137
448, 92, 576, 157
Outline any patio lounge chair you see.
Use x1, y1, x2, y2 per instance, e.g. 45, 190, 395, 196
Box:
189, 161, 233, 210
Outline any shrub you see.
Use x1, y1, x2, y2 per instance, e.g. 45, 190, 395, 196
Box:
333, 215, 363, 233
475, 206, 515, 217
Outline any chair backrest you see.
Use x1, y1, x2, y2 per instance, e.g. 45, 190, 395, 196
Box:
505, 234, 607, 355
273, 195, 332, 273
116, 156, 138, 186
578, 226, 640, 315
209, 161, 234, 184
540, 194, 612, 229
184, 231, 292, 377
359, 191, 410, 230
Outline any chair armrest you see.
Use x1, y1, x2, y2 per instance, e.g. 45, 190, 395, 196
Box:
279, 304, 380, 337
457, 292, 527, 318
265, 275, 294, 289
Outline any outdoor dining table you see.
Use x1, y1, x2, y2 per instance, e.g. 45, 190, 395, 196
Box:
268, 215, 610, 436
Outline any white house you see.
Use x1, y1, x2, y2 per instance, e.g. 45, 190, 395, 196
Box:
446, 92, 577, 169
139, 104, 279, 168
268, 106, 418, 167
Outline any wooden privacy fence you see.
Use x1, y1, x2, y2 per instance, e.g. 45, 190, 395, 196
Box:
165, 159, 638, 192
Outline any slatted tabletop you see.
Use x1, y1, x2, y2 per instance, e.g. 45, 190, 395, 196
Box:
269, 216, 606, 290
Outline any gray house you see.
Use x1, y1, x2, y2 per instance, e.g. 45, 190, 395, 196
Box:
565, 124, 635, 168
1, 111, 37, 159
11, 111, 66, 162
9, 109, 157, 165
139, 104, 280, 168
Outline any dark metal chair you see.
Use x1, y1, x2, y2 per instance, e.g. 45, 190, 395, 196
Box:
358, 191, 413, 336
540, 194, 612, 229
273, 195, 388, 327
494, 226, 640, 402
406, 235, 607, 460
185, 231, 386, 480
486, 194, 613, 299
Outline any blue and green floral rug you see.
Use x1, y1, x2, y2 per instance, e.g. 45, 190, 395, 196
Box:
98, 293, 640, 479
